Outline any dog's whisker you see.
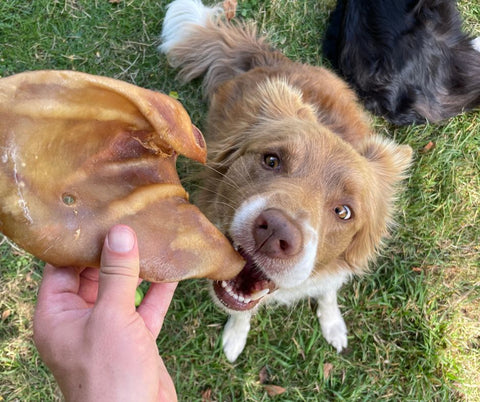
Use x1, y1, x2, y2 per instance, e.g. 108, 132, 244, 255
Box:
210, 200, 236, 211
189, 177, 239, 197
202, 168, 256, 195
189, 183, 238, 208
239, 159, 258, 193
203, 163, 242, 190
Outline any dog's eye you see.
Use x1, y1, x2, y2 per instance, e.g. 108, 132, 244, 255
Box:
263, 154, 280, 170
334, 205, 352, 220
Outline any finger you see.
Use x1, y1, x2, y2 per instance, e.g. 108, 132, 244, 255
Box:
137, 282, 177, 338
36, 264, 81, 305
35, 265, 89, 323
96, 225, 139, 311
77, 267, 100, 305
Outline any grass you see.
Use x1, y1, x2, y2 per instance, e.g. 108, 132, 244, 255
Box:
1, 0, 479, 400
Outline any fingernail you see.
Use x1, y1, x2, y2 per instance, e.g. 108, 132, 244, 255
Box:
107, 226, 135, 253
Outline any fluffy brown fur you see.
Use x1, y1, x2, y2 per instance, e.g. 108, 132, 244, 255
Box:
160, 0, 412, 362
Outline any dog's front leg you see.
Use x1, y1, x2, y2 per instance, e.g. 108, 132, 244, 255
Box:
222, 311, 252, 362
316, 289, 347, 353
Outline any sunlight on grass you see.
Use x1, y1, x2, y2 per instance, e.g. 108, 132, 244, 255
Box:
0, 238, 62, 400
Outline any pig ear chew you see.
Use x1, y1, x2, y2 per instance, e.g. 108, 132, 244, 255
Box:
0, 70, 243, 282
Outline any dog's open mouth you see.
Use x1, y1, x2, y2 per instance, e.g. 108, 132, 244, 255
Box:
213, 246, 277, 311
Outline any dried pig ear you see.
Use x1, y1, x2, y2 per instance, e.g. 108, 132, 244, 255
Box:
0, 70, 243, 282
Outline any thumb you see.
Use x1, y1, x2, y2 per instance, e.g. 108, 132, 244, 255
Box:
96, 225, 140, 311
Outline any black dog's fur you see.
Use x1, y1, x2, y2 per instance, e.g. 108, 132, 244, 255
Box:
323, 0, 480, 125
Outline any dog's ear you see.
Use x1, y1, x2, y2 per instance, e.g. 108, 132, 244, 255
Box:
344, 135, 412, 272
360, 135, 412, 185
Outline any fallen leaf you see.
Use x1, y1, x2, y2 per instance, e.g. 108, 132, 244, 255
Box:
109, 0, 121, 3
323, 362, 334, 379
223, 0, 237, 21
259, 366, 269, 384
264, 384, 286, 396
420, 141, 435, 153
201, 388, 212, 402
2, 310, 11, 321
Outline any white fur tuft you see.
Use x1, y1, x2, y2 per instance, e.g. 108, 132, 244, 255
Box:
159, 0, 222, 54
472, 37, 480, 53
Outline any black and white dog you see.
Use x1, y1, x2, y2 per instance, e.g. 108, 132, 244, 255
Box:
323, 0, 480, 125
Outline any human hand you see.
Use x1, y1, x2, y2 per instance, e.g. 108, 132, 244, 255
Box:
33, 225, 178, 402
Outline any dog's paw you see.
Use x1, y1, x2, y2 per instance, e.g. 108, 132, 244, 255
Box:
223, 333, 247, 363
222, 314, 251, 363
318, 315, 348, 353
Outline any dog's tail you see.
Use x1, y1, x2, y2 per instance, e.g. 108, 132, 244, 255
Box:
159, 0, 286, 98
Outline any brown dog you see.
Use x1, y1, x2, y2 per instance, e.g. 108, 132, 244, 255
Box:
160, 0, 412, 362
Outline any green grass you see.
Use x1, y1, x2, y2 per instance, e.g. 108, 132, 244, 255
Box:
1, 0, 479, 400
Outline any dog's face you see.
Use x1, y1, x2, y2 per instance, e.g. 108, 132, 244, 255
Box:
197, 79, 411, 312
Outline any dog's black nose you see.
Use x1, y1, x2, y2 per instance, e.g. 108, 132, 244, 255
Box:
253, 209, 302, 259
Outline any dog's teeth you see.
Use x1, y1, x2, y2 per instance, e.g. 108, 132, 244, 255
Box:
221, 282, 256, 304
250, 288, 270, 301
